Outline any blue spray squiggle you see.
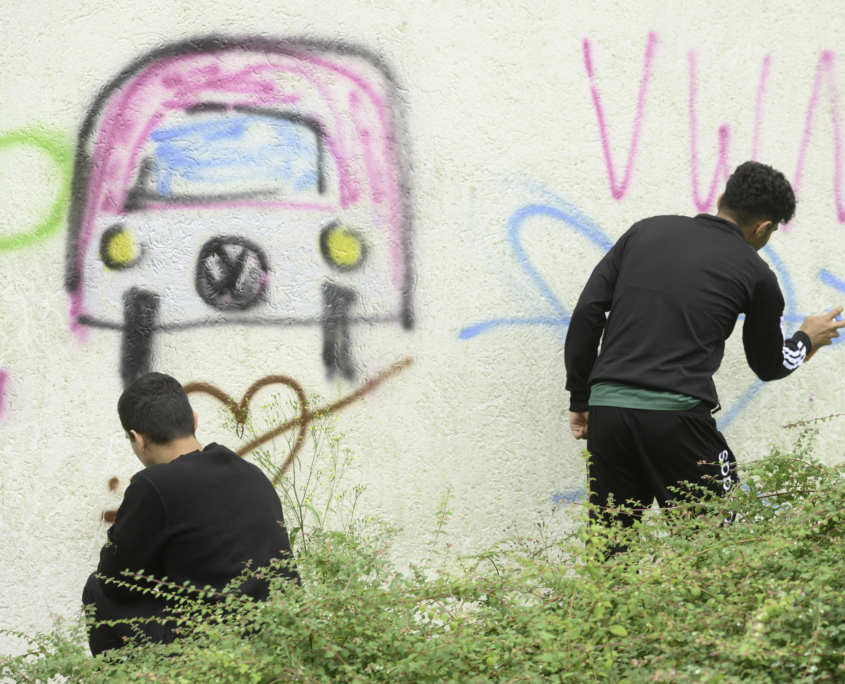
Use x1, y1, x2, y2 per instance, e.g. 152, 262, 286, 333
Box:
817, 269, 845, 347
820, 268, 845, 292
762, 245, 798, 331
460, 198, 613, 340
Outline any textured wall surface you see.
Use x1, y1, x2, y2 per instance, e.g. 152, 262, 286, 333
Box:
2, 0, 845, 651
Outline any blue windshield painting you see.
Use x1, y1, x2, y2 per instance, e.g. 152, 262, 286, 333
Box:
148, 113, 321, 199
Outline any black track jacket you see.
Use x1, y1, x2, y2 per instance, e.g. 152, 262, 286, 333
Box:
564, 214, 811, 413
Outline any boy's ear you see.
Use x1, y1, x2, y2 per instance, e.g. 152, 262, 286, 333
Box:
754, 219, 773, 238
130, 429, 146, 451
193, 410, 199, 434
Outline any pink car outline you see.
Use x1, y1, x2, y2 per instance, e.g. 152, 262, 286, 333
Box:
65, 36, 413, 386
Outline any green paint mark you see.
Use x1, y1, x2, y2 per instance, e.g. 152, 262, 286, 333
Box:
0, 128, 72, 252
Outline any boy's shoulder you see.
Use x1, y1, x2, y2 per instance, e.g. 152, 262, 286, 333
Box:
140, 442, 246, 483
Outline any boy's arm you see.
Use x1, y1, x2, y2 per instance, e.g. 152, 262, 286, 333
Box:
564, 232, 629, 414
97, 475, 168, 601
743, 271, 816, 381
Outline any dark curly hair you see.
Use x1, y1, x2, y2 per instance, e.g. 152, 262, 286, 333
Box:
720, 161, 796, 225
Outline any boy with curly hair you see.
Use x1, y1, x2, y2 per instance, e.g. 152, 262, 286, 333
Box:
565, 161, 844, 530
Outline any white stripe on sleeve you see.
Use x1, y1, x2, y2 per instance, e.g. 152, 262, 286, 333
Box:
782, 340, 806, 370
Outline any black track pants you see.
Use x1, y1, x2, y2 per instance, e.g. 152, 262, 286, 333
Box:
586, 404, 737, 527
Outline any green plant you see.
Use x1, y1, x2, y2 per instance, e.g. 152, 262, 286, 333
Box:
232, 396, 371, 553
5, 414, 845, 683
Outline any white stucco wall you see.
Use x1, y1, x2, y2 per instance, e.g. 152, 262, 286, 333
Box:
3, 0, 845, 652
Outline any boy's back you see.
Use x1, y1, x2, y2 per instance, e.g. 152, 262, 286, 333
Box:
99, 442, 296, 602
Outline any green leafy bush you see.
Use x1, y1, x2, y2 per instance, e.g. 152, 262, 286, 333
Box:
4, 414, 845, 683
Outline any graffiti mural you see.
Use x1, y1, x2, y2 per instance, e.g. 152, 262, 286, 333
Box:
183, 356, 412, 482
0, 370, 8, 418
584, 33, 845, 223
550, 487, 586, 508
0, 128, 71, 253
582, 32, 657, 201
460, 185, 844, 431
459, 191, 613, 342
65, 37, 414, 387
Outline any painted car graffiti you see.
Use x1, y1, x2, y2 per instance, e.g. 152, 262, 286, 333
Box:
65, 37, 414, 387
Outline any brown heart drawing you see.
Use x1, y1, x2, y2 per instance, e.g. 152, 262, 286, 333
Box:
183, 374, 310, 483
184, 356, 414, 484
101, 357, 413, 523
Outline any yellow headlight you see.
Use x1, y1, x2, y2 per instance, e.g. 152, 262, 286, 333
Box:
321, 223, 364, 270
100, 224, 140, 269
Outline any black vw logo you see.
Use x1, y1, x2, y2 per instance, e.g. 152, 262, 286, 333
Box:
195, 237, 269, 311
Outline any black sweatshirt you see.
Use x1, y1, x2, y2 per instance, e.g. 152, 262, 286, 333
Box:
564, 214, 811, 412
98, 443, 297, 602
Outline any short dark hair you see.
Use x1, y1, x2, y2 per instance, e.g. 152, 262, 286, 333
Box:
117, 373, 195, 444
721, 161, 796, 225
